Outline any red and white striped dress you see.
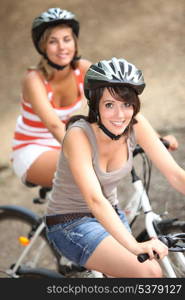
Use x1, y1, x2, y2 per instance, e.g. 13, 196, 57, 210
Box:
12, 68, 84, 151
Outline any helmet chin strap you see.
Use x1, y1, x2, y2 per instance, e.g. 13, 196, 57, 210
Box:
43, 54, 68, 70
98, 121, 123, 140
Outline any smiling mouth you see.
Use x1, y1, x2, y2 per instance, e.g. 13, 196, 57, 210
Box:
57, 54, 68, 58
111, 121, 125, 127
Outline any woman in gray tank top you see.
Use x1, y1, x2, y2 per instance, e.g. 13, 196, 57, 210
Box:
46, 57, 185, 277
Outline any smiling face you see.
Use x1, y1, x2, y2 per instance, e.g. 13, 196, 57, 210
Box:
98, 88, 134, 136
45, 25, 76, 66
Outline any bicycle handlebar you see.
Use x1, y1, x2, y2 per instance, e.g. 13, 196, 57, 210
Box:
137, 233, 185, 263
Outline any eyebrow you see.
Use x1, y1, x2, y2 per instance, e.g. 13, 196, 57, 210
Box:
103, 99, 115, 102
103, 99, 122, 104
49, 34, 71, 40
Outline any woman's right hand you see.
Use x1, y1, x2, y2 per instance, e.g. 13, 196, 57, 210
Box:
136, 237, 168, 260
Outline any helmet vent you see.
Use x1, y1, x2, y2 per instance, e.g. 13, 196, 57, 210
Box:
119, 62, 125, 76
93, 65, 106, 75
128, 64, 132, 76
109, 62, 116, 73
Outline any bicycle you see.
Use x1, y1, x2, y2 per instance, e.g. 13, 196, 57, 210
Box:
0, 140, 185, 278
0, 185, 102, 278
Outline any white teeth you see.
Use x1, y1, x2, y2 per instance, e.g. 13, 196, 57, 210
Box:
112, 121, 124, 125
58, 53, 68, 57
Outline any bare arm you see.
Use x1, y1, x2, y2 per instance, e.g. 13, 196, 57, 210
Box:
134, 113, 185, 194
22, 71, 65, 143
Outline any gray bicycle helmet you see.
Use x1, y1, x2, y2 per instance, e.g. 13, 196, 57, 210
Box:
32, 8, 80, 55
84, 57, 145, 100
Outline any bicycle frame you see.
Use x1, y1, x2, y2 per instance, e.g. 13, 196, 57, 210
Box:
8, 221, 46, 277
1, 208, 103, 278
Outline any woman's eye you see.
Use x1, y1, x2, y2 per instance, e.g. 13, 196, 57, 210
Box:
48, 39, 57, 44
124, 102, 132, 108
64, 37, 72, 42
105, 103, 113, 108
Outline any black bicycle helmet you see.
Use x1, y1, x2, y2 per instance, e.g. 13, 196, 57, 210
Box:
32, 8, 80, 55
84, 57, 145, 100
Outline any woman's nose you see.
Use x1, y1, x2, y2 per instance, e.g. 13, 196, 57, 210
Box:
58, 41, 65, 49
116, 106, 125, 117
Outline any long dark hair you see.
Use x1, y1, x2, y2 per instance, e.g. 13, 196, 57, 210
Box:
66, 85, 140, 133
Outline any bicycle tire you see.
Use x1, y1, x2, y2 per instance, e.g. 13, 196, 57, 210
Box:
136, 218, 185, 278
17, 266, 64, 278
0, 205, 59, 278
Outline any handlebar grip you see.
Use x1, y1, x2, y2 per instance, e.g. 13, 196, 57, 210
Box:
137, 250, 159, 263
159, 138, 170, 149
137, 253, 149, 263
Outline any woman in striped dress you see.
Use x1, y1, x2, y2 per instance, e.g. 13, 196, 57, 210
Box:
11, 8, 91, 187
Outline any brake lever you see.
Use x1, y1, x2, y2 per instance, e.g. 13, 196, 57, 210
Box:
169, 242, 185, 252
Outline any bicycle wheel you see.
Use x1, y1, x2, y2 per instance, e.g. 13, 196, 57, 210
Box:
0, 205, 59, 278
136, 218, 185, 277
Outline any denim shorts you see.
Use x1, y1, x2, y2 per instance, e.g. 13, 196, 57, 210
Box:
46, 209, 131, 266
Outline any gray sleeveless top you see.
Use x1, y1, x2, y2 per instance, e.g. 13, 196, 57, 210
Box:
47, 119, 136, 215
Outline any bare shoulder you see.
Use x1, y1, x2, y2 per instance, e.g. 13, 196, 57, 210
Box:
63, 125, 92, 158
22, 69, 46, 100
22, 69, 43, 86
134, 113, 152, 133
134, 113, 160, 146
78, 59, 92, 77
134, 113, 146, 124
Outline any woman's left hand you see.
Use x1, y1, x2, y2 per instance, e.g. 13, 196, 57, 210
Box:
162, 135, 179, 151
